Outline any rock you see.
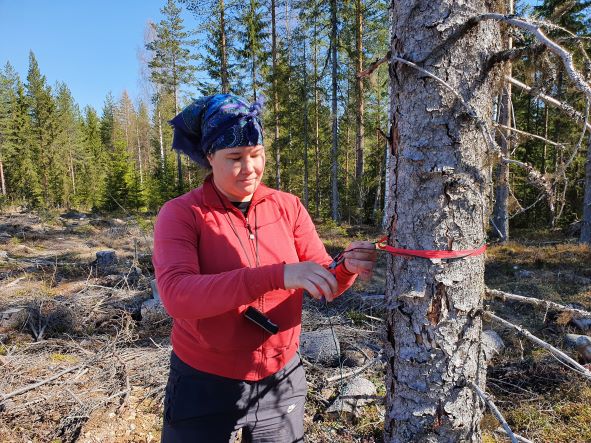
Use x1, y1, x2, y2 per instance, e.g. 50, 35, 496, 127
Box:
300, 329, 341, 367
516, 269, 534, 279
141, 298, 169, 325
150, 279, 161, 302
341, 349, 366, 368
564, 334, 591, 364
0, 307, 28, 329
126, 266, 143, 285
61, 210, 87, 220
482, 329, 505, 361
0, 251, 8, 261
326, 377, 377, 417
571, 317, 591, 332
94, 250, 117, 274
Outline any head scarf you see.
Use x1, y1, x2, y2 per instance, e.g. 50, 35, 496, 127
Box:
169, 94, 264, 167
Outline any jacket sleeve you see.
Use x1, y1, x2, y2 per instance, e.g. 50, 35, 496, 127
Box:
291, 198, 357, 296
152, 199, 284, 320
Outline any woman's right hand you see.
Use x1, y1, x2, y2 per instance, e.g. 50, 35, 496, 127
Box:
284, 262, 338, 302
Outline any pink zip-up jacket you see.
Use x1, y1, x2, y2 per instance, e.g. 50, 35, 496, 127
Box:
152, 175, 357, 381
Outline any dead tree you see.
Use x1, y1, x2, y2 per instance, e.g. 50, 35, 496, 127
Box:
385, 1, 501, 441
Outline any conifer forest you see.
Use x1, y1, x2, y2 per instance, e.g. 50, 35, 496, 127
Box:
2, 1, 591, 442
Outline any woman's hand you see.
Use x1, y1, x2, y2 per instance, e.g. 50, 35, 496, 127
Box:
284, 262, 339, 302
342, 241, 377, 280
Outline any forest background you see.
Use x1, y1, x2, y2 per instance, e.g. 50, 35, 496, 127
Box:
0, 0, 589, 234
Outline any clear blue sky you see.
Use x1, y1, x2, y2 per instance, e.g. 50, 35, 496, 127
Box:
1, 0, 543, 114
0, 0, 197, 112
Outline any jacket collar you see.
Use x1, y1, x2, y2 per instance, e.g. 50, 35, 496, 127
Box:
202, 173, 275, 209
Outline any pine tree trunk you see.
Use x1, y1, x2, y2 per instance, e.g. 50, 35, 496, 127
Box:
314, 16, 320, 219
271, 0, 280, 190
158, 109, 165, 172
220, 0, 229, 94
385, 2, 500, 441
303, 37, 309, 209
0, 160, 5, 196
136, 126, 144, 185
355, 0, 364, 211
491, 0, 512, 242
581, 135, 591, 244
330, 0, 339, 221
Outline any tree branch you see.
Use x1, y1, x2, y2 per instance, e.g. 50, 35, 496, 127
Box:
485, 311, 591, 381
476, 14, 591, 101
358, 50, 390, 79
467, 380, 519, 443
486, 288, 591, 319
494, 123, 566, 147
507, 76, 591, 130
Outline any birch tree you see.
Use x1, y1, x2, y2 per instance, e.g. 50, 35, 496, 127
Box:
385, 1, 501, 441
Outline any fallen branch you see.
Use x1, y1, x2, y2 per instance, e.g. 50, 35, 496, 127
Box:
485, 311, 591, 381
467, 380, 518, 443
486, 288, 591, 318
494, 427, 535, 443
0, 364, 84, 404
326, 355, 382, 384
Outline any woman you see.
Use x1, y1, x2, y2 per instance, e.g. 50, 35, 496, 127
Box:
153, 94, 376, 442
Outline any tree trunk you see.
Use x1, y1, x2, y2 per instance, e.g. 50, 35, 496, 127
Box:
136, 126, 144, 185
491, 0, 512, 242
385, 2, 501, 441
314, 17, 320, 219
0, 160, 5, 196
158, 108, 165, 172
581, 135, 591, 244
355, 0, 365, 211
330, 0, 339, 221
220, 0, 229, 94
271, 0, 280, 190
303, 37, 309, 209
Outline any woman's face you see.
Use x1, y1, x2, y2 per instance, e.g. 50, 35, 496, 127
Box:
208, 145, 266, 202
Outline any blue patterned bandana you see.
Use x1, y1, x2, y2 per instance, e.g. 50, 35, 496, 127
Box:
169, 94, 264, 168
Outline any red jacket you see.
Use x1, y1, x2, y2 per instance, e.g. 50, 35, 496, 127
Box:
153, 175, 357, 381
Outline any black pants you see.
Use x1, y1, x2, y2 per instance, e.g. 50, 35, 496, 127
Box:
161, 352, 307, 443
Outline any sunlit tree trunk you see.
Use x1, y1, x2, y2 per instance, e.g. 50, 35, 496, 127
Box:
385, 1, 501, 441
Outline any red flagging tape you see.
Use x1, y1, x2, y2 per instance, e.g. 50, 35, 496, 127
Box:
374, 236, 487, 259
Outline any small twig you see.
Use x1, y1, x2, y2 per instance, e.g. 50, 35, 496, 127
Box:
494, 123, 565, 147
467, 380, 518, 443
485, 311, 591, 380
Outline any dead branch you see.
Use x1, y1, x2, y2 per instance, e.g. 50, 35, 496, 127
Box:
467, 380, 519, 443
494, 123, 565, 147
507, 76, 591, 131
358, 51, 390, 78
486, 288, 591, 318
0, 364, 84, 404
494, 427, 535, 443
326, 355, 383, 384
485, 311, 591, 381
476, 14, 591, 101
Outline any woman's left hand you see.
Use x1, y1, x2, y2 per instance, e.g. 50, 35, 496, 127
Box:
342, 241, 377, 280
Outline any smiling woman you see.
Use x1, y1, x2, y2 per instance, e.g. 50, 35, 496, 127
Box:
208, 144, 266, 202
152, 93, 377, 442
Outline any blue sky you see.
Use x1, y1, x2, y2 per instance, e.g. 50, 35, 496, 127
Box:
0, 0, 198, 112
1, 0, 543, 114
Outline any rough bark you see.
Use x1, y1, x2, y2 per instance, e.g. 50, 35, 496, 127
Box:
581, 134, 591, 244
330, 0, 339, 221
385, 1, 501, 442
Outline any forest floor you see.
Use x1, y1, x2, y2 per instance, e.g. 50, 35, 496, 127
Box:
0, 210, 590, 442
